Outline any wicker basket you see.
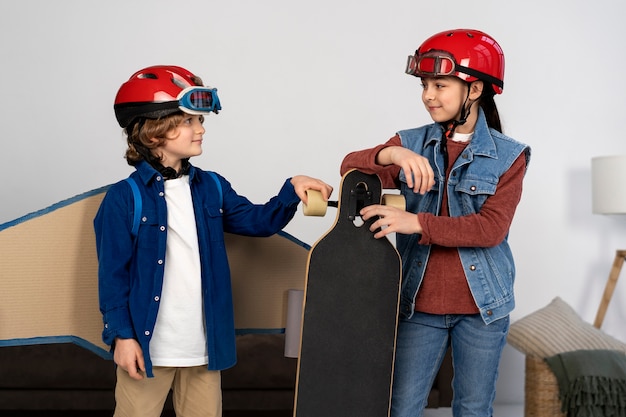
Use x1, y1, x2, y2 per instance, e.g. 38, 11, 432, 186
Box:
524, 355, 566, 417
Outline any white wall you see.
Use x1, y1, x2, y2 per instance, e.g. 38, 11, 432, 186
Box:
2, 0, 626, 405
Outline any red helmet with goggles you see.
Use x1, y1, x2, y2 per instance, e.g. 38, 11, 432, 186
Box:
114, 65, 221, 128
406, 29, 505, 94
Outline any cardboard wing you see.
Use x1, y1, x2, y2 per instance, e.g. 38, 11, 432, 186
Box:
0, 187, 309, 358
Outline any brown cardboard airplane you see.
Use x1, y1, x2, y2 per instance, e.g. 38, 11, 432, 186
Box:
0, 186, 309, 358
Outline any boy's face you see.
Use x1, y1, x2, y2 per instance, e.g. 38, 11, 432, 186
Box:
157, 114, 205, 171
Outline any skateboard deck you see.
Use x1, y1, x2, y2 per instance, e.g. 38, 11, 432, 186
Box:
294, 169, 402, 417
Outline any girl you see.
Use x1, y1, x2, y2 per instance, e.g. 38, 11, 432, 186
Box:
340, 29, 530, 417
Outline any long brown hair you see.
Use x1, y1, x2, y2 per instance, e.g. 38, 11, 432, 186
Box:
479, 85, 502, 133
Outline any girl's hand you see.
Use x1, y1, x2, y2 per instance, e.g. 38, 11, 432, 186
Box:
360, 204, 422, 239
113, 338, 146, 380
378, 146, 435, 195
290, 176, 333, 205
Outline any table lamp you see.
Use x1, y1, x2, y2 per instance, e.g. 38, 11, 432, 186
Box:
590, 155, 626, 328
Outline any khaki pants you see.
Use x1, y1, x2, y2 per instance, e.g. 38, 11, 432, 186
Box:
114, 365, 222, 417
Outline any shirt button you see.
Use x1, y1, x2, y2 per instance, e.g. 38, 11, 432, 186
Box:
160, 226, 165, 232
159, 192, 164, 197
154, 296, 160, 302
141, 216, 147, 223
470, 265, 476, 271
156, 176, 162, 182
158, 259, 164, 265
144, 330, 150, 336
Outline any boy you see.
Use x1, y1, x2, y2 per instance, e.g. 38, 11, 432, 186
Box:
94, 65, 332, 417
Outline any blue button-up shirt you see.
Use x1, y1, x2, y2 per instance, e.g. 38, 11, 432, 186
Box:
94, 161, 300, 377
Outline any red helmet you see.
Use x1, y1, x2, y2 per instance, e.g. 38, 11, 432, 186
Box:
114, 65, 221, 128
406, 29, 505, 94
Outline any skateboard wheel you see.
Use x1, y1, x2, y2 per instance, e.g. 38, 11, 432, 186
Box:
381, 194, 406, 211
303, 189, 328, 216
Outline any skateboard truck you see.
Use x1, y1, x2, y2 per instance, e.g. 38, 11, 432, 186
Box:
302, 182, 372, 219
303, 182, 404, 218
347, 182, 373, 221
303, 183, 405, 221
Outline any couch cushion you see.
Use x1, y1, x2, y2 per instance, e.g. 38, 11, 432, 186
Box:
507, 297, 626, 358
0, 343, 115, 389
222, 334, 296, 390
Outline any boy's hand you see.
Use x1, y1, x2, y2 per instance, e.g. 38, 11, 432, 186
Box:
113, 338, 146, 380
290, 176, 333, 205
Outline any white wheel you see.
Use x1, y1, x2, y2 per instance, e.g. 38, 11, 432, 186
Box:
381, 194, 406, 211
303, 189, 328, 216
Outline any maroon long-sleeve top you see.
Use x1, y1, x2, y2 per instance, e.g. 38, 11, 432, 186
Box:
340, 134, 526, 314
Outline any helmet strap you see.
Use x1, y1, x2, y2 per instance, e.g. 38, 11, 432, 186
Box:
443, 86, 474, 138
439, 86, 474, 171
131, 139, 190, 180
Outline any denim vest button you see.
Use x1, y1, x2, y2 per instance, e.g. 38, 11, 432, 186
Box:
486, 310, 493, 316
470, 265, 476, 271
470, 185, 477, 191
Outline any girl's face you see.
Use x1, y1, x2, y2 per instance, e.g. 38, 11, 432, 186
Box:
157, 114, 205, 171
420, 76, 470, 124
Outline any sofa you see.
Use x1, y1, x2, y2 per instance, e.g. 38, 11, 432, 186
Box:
0, 334, 453, 414
0, 190, 452, 414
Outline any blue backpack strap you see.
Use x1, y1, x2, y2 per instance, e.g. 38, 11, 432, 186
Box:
124, 173, 218, 238
208, 171, 223, 209
124, 177, 142, 237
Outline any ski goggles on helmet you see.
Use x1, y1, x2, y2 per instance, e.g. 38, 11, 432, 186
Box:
177, 86, 221, 115
405, 50, 457, 77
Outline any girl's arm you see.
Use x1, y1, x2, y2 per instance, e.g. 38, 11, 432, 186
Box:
341, 135, 435, 194
418, 153, 527, 248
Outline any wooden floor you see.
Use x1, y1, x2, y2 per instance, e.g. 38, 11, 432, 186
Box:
0, 411, 292, 417
0, 406, 527, 417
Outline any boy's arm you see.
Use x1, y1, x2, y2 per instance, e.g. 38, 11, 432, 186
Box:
214, 174, 300, 237
93, 184, 136, 346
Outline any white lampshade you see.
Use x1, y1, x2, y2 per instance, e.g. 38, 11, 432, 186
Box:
591, 155, 626, 214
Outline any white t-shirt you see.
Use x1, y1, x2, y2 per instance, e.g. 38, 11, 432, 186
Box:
150, 175, 208, 367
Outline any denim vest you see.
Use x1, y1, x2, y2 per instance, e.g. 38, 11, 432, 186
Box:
396, 109, 530, 324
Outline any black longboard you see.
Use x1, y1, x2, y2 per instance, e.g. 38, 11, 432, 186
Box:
294, 169, 402, 417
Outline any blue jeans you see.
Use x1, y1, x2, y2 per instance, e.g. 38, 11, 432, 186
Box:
391, 312, 509, 417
